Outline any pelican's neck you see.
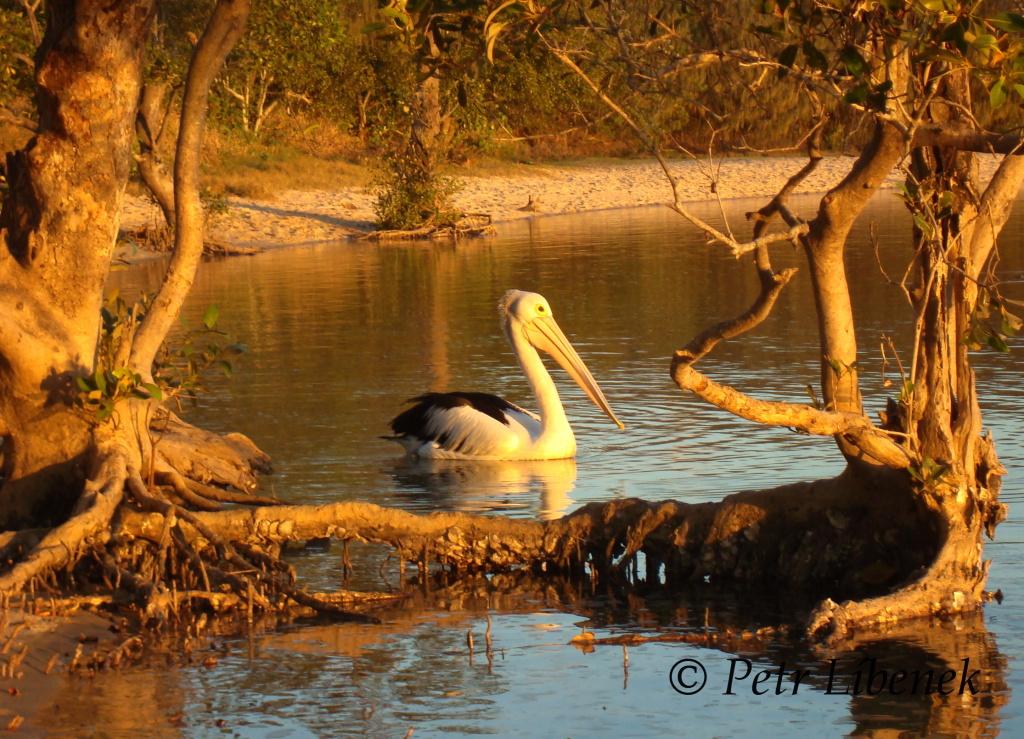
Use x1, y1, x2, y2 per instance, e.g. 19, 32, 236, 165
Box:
508, 325, 571, 439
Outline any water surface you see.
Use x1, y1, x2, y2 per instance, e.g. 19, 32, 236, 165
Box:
51, 191, 1024, 736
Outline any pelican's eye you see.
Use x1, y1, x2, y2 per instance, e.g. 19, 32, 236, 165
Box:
536, 304, 547, 315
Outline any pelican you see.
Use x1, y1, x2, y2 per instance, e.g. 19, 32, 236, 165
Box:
388, 289, 623, 460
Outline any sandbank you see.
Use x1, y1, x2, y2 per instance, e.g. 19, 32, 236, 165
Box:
119, 155, 1002, 249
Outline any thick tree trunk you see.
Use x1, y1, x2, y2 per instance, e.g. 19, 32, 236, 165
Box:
0, 0, 158, 525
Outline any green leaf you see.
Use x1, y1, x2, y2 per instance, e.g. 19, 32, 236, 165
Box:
95, 371, 107, 395
486, 22, 505, 63
844, 83, 868, 104
142, 383, 164, 401
840, 46, 866, 77
96, 400, 114, 421
379, 7, 410, 26
990, 78, 1007, 109
485, 0, 520, 28
992, 12, 1024, 32
1000, 305, 1023, 335
912, 214, 933, 238
203, 304, 220, 330
76, 377, 92, 392
987, 335, 1010, 352
216, 360, 234, 378
360, 21, 386, 34
778, 44, 799, 69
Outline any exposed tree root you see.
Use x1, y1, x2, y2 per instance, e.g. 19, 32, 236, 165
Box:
0, 428, 129, 594
151, 408, 272, 493
99, 468, 990, 643
0, 395, 999, 646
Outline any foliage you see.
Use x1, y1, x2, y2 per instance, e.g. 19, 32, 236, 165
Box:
76, 291, 243, 421
371, 144, 462, 230
965, 287, 1024, 353
0, 2, 36, 105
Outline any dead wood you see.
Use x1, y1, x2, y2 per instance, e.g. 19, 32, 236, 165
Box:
363, 214, 496, 241
120, 226, 262, 258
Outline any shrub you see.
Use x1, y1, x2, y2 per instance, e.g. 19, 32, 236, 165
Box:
371, 146, 461, 231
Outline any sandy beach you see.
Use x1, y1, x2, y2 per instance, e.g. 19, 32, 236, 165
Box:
120, 155, 1002, 248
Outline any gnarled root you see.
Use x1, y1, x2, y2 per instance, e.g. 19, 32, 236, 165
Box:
0, 404, 995, 645
0, 406, 379, 625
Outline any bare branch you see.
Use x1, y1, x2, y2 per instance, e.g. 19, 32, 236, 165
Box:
129, 0, 252, 379
669, 362, 912, 468
679, 268, 799, 364
0, 107, 37, 133
912, 124, 1024, 155
17, 0, 43, 48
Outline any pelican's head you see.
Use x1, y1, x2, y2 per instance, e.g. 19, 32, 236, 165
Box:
499, 289, 624, 429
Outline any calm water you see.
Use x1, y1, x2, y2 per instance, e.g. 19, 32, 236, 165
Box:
46, 191, 1024, 736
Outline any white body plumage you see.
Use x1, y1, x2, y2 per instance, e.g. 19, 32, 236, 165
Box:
388, 290, 623, 460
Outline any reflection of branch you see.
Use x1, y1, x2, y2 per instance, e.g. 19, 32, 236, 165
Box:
670, 363, 912, 468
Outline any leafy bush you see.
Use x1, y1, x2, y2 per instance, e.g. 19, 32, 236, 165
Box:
371, 145, 461, 230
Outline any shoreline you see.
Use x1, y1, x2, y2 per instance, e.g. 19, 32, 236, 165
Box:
120, 155, 1001, 251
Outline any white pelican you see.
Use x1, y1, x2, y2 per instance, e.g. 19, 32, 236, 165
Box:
388, 289, 623, 460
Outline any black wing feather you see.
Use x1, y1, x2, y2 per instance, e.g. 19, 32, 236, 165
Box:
390, 392, 518, 444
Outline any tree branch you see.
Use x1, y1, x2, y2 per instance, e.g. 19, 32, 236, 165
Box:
128, 0, 251, 379
912, 124, 1024, 155
669, 362, 912, 469
0, 107, 37, 133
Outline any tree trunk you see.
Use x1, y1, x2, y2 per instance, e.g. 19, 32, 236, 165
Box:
134, 82, 176, 228
0, 0, 158, 526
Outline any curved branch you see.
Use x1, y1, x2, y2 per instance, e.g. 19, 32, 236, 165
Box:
967, 153, 1024, 272
0, 107, 37, 133
676, 267, 798, 364
912, 124, 1024, 155
669, 362, 912, 469
128, 0, 251, 379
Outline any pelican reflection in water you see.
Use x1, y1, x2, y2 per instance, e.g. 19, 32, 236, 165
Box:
388, 289, 623, 460
391, 457, 578, 521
